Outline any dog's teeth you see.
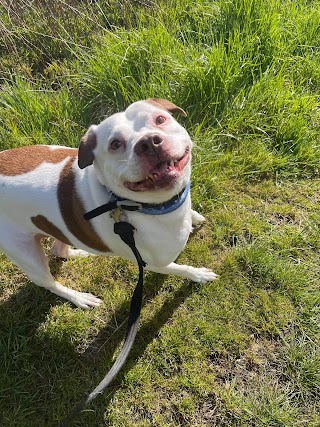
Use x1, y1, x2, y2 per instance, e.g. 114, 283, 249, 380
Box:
146, 173, 159, 181
166, 160, 174, 168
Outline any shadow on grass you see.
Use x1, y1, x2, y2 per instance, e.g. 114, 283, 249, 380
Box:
0, 255, 198, 426
55, 273, 197, 426
0, 266, 70, 426
0, 256, 64, 329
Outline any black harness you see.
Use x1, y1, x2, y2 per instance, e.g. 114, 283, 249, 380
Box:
58, 185, 190, 426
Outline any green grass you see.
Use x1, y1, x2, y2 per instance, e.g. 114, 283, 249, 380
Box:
0, 0, 320, 425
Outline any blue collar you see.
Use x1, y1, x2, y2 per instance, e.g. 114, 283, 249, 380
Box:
84, 183, 190, 220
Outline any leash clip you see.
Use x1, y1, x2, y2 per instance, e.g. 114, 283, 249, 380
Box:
111, 200, 142, 223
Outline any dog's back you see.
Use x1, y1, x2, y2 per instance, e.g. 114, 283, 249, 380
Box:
0, 145, 77, 228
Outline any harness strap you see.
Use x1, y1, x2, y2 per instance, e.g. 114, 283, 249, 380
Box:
58, 222, 146, 427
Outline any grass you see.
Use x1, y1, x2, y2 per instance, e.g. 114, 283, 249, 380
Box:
0, 0, 319, 425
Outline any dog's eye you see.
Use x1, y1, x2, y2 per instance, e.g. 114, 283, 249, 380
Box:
156, 115, 166, 125
109, 139, 123, 150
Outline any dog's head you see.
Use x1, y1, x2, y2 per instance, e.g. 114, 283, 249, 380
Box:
78, 98, 192, 203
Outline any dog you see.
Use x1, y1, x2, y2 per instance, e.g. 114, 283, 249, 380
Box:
0, 98, 217, 308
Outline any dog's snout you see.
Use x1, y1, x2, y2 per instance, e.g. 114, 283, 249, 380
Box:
135, 135, 163, 156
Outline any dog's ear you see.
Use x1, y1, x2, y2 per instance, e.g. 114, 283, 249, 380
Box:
146, 98, 187, 117
78, 126, 97, 169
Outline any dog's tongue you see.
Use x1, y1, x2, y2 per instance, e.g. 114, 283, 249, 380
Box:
152, 161, 173, 180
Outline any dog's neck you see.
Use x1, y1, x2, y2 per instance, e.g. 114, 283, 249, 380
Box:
84, 182, 191, 220
112, 182, 190, 215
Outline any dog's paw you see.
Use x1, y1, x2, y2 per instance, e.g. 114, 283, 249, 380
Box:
191, 210, 206, 227
70, 291, 103, 309
66, 248, 94, 258
49, 281, 102, 309
189, 267, 218, 283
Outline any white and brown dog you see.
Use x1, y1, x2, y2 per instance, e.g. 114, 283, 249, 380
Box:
0, 99, 217, 308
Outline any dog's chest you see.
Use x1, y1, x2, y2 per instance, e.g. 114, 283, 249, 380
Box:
120, 199, 192, 266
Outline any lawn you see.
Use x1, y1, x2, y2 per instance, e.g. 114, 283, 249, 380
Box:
0, 0, 319, 426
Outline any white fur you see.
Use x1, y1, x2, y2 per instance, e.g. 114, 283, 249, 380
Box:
0, 100, 217, 308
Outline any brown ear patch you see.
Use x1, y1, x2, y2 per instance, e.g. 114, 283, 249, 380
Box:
0, 146, 78, 176
31, 215, 72, 246
146, 98, 187, 117
78, 128, 97, 169
58, 157, 111, 253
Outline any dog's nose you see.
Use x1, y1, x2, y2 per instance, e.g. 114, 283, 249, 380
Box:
135, 135, 163, 156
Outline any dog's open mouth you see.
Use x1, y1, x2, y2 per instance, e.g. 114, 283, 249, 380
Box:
125, 147, 190, 191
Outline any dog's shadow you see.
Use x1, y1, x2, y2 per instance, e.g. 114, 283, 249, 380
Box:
0, 258, 198, 426
56, 272, 197, 425
0, 255, 65, 327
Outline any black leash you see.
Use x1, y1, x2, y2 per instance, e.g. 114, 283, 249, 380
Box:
57, 221, 146, 427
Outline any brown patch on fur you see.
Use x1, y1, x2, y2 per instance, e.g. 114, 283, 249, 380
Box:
78, 128, 97, 169
0, 146, 78, 176
58, 157, 110, 252
147, 98, 187, 117
31, 215, 72, 245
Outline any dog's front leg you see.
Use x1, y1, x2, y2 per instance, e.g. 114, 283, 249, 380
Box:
191, 210, 206, 227
146, 262, 218, 283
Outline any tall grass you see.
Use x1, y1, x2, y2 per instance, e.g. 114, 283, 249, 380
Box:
1, 0, 319, 175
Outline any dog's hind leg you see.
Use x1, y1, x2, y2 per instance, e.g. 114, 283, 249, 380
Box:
51, 239, 92, 259
0, 226, 102, 309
